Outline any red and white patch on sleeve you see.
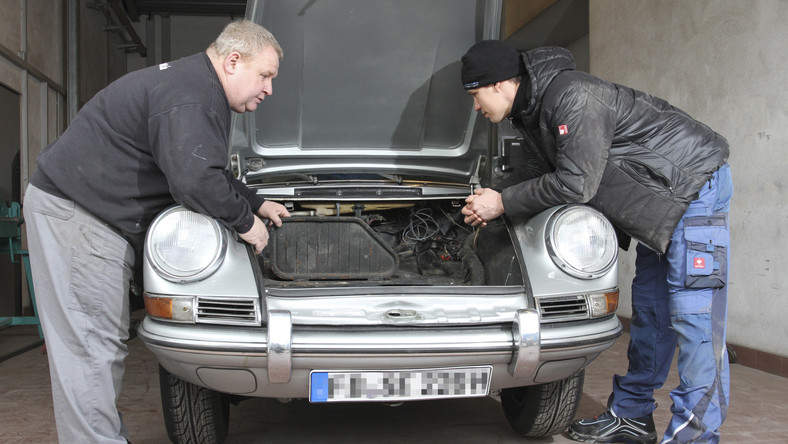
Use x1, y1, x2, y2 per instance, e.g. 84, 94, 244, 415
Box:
558, 124, 569, 135
693, 257, 706, 269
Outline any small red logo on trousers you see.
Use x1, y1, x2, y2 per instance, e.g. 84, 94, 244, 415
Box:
558, 125, 569, 135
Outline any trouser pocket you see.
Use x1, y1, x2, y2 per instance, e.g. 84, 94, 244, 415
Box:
68, 248, 106, 316
684, 214, 728, 289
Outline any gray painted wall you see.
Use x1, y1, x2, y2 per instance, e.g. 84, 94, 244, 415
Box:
590, 0, 788, 356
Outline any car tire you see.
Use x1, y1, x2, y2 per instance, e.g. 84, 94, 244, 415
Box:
500, 369, 584, 438
159, 365, 230, 444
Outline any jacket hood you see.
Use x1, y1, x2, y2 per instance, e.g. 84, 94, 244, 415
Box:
513, 47, 576, 123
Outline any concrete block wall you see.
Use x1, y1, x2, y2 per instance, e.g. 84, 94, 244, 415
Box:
590, 0, 788, 358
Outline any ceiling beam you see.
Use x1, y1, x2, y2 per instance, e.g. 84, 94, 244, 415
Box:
127, 1, 246, 17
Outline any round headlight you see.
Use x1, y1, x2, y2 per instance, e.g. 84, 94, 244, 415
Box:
145, 206, 227, 283
546, 205, 617, 279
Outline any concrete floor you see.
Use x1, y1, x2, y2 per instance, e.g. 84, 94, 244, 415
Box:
1, 314, 787, 443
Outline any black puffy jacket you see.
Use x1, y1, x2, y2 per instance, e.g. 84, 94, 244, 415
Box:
499, 47, 729, 253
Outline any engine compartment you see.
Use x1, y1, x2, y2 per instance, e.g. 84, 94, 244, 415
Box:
259, 200, 524, 288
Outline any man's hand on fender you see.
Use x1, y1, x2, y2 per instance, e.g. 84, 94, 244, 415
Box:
461, 188, 505, 227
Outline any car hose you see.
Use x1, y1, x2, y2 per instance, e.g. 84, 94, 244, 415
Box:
459, 234, 485, 285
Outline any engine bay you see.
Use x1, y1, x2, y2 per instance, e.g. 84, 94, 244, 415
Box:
259, 200, 524, 288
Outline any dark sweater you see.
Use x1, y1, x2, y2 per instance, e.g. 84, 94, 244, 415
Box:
32, 53, 264, 249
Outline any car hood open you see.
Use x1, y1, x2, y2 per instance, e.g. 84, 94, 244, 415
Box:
230, 0, 502, 185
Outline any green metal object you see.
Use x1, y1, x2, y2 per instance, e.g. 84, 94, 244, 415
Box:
0, 202, 42, 339
0, 203, 20, 239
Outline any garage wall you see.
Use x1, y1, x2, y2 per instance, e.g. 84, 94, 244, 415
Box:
0, 0, 63, 191
127, 15, 231, 71
3, 1, 784, 360
0, 0, 125, 314
0, 0, 65, 316
590, 1, 788, 357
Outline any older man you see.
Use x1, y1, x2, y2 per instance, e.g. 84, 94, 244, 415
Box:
23, 20, 289, 442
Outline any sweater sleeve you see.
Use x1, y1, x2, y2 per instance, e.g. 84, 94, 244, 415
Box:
501, 83, 616, 218
149, 104, 257, 233
226, 170, 266, 213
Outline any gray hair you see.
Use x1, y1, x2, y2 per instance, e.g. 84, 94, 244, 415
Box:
209, 19, 283, 60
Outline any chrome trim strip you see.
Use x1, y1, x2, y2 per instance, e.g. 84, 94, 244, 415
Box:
138, 316, 621, 358
509, 309, 540, 378
266, 310, 293, 383
540, 320, 623, 350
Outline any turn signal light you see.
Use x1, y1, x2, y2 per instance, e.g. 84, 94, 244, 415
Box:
143, 293, 194, 323
589, 289, 619, 317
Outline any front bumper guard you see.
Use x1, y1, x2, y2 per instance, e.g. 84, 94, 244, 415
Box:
267, 310, 293, 383
264, 308, 541, 383
509, 309, 540, 378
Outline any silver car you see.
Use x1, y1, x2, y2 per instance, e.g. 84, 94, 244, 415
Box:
138, 0, 622, 442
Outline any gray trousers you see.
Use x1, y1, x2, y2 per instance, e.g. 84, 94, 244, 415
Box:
23, 185, 134, 443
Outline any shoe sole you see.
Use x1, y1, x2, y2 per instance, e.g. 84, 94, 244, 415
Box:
568, 429, 658, 444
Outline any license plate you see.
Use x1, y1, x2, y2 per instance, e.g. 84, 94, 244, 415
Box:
309, 366, 492, 403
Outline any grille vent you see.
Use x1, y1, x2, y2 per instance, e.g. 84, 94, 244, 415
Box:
294, 187, 422, 198
196, 298, 260, 326
537, 295, 589, 323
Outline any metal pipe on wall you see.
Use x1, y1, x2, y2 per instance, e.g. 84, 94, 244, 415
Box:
161, 14, 171, 63
68, 0, 78, 123
19, 1, 28, 194
146, 14, 156, 67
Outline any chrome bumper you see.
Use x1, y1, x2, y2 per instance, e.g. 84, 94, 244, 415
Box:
138, 310, 621, 396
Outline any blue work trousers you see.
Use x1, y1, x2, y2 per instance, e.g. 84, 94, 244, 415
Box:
611, 164, 733, 444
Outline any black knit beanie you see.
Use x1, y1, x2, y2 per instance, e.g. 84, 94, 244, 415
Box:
461, 40, 524, 90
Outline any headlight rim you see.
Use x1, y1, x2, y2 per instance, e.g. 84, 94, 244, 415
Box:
145, 205, 228, 283
545, 204, 618, 280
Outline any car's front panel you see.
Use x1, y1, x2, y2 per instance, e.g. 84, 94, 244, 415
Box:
139, 201, 622, 401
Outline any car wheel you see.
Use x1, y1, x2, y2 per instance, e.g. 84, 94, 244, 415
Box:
158, 365, 230, 444
500, 369, 584, 438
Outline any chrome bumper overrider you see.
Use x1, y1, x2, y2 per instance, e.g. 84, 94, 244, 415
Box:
267, 310, 292, 383
509, 309, 540, 378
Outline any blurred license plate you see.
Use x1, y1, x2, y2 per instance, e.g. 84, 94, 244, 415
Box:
309, 366, 492, 403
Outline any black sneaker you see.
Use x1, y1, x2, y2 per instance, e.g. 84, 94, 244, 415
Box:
568, 410, 657, 444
